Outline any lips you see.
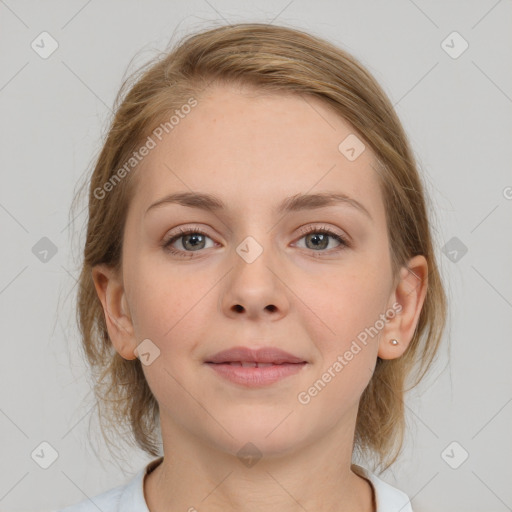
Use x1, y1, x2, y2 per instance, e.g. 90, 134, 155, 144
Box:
205, 346, 307, 387
205, 346, 306, 365
218, 361, 277, 368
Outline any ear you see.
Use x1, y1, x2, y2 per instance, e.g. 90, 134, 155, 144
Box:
91, 264, 138, 360
378, 255, 428, 360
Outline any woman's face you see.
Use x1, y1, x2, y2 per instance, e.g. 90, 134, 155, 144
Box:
112, 84, 403, 456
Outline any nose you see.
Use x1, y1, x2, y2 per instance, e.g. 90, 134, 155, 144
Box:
221, 235, 290, 321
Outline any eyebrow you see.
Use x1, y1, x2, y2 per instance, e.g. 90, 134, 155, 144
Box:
144, 191, 372, 220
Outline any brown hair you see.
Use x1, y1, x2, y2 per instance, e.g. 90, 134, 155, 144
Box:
70, 22, 447, 473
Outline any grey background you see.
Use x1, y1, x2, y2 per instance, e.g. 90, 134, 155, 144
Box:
1, 1, 511, 511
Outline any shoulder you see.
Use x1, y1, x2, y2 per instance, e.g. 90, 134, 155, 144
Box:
55, 457, 163, 512
352, 464, 414, 512
55, 483, 124, 512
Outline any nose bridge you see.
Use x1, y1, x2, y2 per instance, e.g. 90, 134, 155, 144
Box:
232, 228, 277, 285
236, 232, 268, 266
230, 209, 278, 266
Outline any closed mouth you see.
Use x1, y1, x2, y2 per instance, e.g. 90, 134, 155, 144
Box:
207, 361, 306, 368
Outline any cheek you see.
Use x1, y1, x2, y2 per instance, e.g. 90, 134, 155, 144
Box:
298, 273, 385, 415
128, 263, 212, 407
127, 256, 211, 341
307, 265, 388, 352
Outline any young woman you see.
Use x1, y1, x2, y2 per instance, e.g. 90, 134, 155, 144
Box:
59, 22, 446, 512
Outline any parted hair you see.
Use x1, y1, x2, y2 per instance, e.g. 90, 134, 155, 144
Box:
72, 22, 447, 473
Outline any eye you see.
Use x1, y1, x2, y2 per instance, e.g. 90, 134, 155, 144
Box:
294, 225, 350, 254
161, 224, 350, 258
162, 227, 216, 257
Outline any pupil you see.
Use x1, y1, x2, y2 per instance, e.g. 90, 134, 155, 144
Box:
185, 234, 204, 250
309, 233, 327, 250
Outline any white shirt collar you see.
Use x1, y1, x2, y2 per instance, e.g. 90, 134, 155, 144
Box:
352, 464, 414, 512
118, 457, 413, 512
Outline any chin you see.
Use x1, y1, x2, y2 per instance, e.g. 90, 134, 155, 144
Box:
209, 414, 310, 459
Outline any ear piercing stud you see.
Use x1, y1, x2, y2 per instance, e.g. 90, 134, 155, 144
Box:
390, 339, 399, 345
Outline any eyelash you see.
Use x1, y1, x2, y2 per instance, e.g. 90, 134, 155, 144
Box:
162, 224, 350, 258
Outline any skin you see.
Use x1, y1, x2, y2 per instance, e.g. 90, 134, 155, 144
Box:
92, 82, 427, 512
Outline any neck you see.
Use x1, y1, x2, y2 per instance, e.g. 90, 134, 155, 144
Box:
144, 418, 375, 512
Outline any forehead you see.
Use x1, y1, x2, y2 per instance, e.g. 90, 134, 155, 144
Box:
128, 83, 384, 223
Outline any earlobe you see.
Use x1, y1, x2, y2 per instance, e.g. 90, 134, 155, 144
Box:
91, 264, 138, 360
378, 255, 428, 360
